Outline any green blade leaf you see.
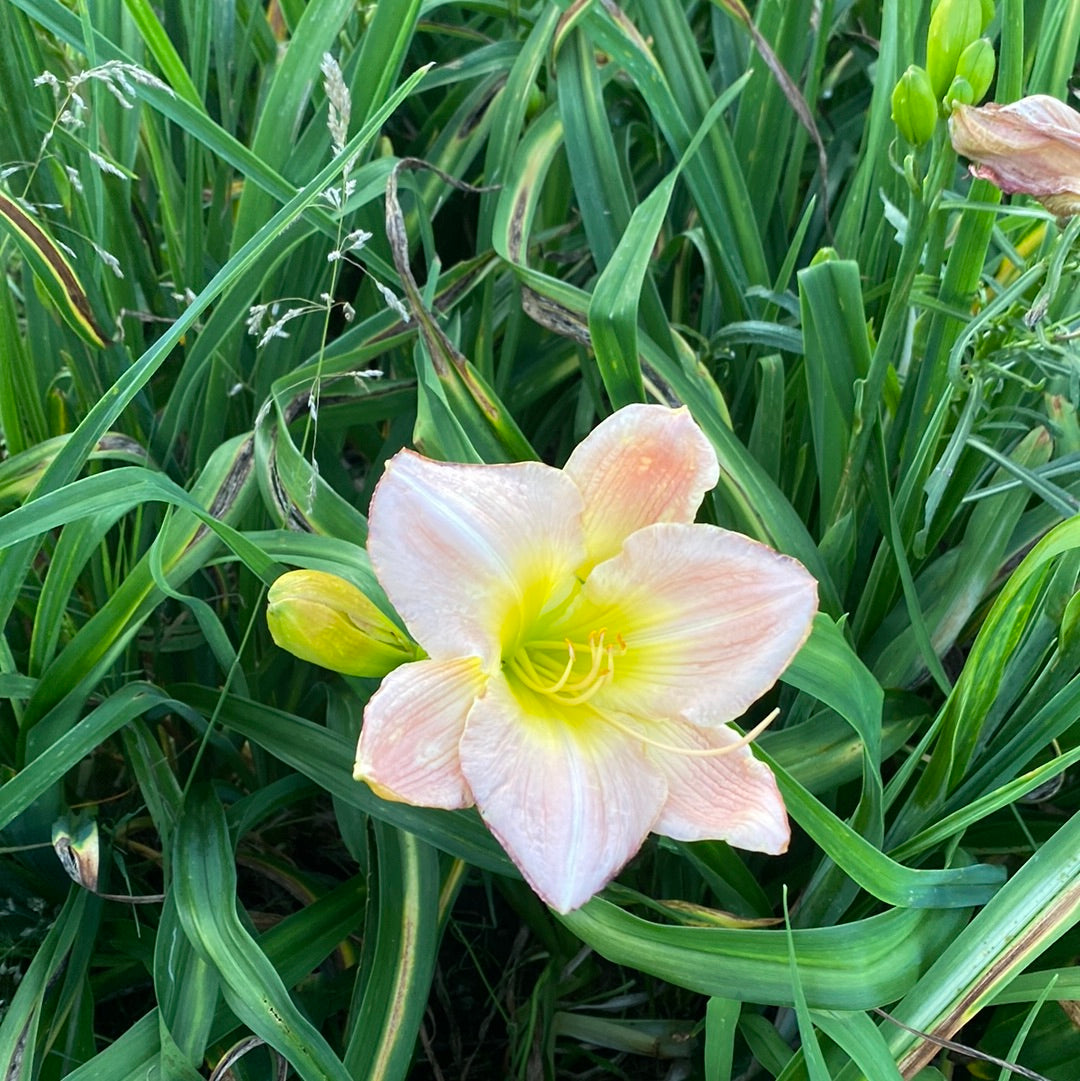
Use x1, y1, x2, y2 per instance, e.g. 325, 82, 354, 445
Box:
172, 785, 354, 1081
0, 191, 109, 347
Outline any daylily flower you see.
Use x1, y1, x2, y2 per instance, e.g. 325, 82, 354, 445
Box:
949, 95, 1080, 218
349, 405, 818, 912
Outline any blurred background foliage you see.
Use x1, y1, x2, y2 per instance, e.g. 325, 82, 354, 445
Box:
0, 0, 1079, 1078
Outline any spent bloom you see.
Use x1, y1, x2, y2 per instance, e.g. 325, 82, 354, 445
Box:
949, 95, 1080, 218
341, 405, 817, 912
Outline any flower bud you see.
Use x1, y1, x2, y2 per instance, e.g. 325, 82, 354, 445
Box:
949, 95, 1080, 218
892, 65, 939, 145
945, 76, 975, 110
927, 0, 985, 100
809, 246, 839, 266
267, 569, 419, 677
955, 37, 995, 104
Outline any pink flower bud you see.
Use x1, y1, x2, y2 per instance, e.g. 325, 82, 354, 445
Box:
949, 95, 1080, 218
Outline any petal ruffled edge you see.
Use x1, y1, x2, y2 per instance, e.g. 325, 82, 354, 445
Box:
582, 522, 818, 727
354, 656, 486, 809
644, 717, 789, 853
367, 452, 587, 663
459, 674, 667, 912
564, 405, 719, 569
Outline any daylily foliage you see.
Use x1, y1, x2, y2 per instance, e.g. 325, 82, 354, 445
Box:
340, 405, 817, 912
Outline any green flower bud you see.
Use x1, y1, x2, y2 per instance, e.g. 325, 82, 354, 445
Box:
955, 37, 995, 105
267, 569, 419, 677
945, 76, 975, 109
892, 65, 939, 145
927, 0, 984, 100
809, 246, 839, 267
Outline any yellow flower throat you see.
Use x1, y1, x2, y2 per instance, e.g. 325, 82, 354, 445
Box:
507, 628, 626, 706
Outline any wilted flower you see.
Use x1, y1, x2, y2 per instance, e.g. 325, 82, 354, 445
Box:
949, 95, 1080, 218
348, 405, 818, 912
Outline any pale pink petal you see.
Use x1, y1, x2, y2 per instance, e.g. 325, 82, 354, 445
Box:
563, 405, 719, 567
641, 717, 789, 853
459, 675, 666, 912
950, 97, 1080, 200
354, 656, 486, 809
1003, 95, 1080, 131
579, 523, 817, 726
368, 452, 586, 663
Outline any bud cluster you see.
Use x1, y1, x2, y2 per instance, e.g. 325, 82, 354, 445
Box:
890, 0, 996, 147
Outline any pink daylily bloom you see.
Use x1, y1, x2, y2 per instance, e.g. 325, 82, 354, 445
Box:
354, 405, 818, 912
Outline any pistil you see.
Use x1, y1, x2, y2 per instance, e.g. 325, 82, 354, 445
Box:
601, 708, 781, 757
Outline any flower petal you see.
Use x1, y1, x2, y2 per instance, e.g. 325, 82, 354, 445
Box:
564, 405, 719, 567
581, 522, 818, 726
643, 717, 789, 853
368, 452, 587, 662
354, 656, 486, 809
459, 675, 666, 912
949, 96, 1080, 201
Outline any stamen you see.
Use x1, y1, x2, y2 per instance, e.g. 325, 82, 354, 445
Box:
506, 628, 623, 705
559, 629, 607, 693
511, 639, 576, 691
545, 640, 577, 693
550, 661, 614, 706
601, 709, 780, 757
507, 651, 555, 693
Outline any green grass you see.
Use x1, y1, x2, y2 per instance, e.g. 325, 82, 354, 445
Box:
1, 1, 1079, 1078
